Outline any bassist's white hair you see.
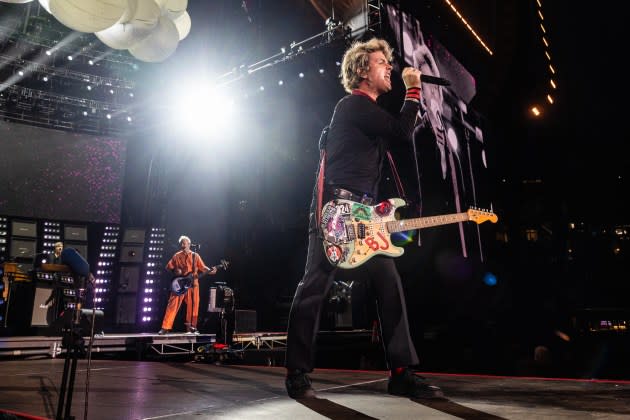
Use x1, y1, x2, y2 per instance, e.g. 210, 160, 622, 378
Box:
178, 235, 191, 244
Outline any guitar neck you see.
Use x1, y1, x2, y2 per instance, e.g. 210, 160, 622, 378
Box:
386, 212, 469, 233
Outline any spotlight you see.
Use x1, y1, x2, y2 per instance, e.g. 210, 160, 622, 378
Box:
127, 116, 132, 122
67, 55, 73, 61
299, 72, 304, 78
259, 86, 264, 91
82, 111, 88, 116
45, 50, 52, 56
87, 85, 92, 91
106, 114, 111, 119
42, 76, 48, 82
109, 89, 114, 94
319, 68, 324, 74
18, 70, 24, 76
129, 92, 134, 98
88, 60, 94, 65
278, 80, 284, 86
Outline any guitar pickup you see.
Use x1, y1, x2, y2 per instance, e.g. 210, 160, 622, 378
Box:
357, 222, 366, 239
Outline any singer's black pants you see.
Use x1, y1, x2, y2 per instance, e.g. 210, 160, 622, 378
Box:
285, 231, 419, 372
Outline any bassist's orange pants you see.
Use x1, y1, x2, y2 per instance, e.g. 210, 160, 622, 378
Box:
161, 279, 200, 330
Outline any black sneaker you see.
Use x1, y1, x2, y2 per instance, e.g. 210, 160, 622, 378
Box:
387, 369, 444, 399
158, 328, 171, 335
186, 327, 200, 335
285, 370, 316, 399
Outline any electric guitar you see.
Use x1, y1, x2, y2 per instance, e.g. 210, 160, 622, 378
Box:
320, 198, 498, 269
171, 259, 230, 295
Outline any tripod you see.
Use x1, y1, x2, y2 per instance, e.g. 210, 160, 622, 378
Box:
55, 276, 87, 420
56, 276, 100, 420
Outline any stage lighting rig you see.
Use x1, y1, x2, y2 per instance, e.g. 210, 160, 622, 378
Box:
216, 1, 382, 90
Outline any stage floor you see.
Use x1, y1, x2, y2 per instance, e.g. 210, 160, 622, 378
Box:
2, 358, 630, 420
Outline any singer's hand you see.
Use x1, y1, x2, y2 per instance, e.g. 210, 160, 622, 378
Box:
401, 67, 422, 89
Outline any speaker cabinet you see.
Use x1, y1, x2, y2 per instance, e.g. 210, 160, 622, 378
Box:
122, 228, 145, 244
11, 220, 37, 238
116, 294, 136, 324
118, 266, 140, 293
120, 245, 143, 263
31, 286, 55, 327
64, 225, 87, 242
65, 242, 88, 259
235, 310, 257, 333
10, 238, 36, 258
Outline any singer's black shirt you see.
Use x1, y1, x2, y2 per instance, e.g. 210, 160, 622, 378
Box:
308, 90, 420, 230
324, 91, 420, 198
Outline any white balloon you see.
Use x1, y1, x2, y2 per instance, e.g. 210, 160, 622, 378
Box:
171, 9, 190, 41
49, 0, 127, 33
96, 0, 160, 50
38, 0, 51, 13
155, 0, 186, 19
128, 14, 179, 62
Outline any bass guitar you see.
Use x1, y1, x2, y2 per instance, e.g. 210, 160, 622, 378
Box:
320, 198, 498, 269
171, 259, 230, 295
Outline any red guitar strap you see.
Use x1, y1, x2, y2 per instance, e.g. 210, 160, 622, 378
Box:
386, 150, 407, 201
315, 149, 326, 226
315, 125, 329, 227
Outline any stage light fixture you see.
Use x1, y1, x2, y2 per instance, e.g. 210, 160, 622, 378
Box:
278, 80, 284, 86
67, 56, 73, 61
299, 72, 304, 78
319, 68, 324, 74
106, 114, 111, 119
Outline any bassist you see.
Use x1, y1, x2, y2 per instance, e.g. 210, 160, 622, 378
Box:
158, 235, 217, 335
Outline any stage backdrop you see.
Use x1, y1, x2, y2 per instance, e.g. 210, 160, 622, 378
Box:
0, 120, 127, 224
383, 5, 491, 260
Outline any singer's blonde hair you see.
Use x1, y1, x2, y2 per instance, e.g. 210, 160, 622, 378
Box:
178, 235, 191, 245
340, 38, 393, 93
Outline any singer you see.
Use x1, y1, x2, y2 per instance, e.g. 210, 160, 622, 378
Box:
158, 235, 217, 335
284, 38, 443, 399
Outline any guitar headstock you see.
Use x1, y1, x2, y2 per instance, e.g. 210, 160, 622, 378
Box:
217, 259, 230, 270
467, 208, 498, 224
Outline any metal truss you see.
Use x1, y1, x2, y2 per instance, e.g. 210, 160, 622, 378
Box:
216, 0, 383, 88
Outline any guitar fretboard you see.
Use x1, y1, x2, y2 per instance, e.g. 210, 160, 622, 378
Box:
386, 212, 469, 233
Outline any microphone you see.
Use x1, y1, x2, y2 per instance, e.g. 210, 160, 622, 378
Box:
420, 74, 451, 86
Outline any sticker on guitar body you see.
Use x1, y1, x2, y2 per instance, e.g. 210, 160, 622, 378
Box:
321, 201, 352, 244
